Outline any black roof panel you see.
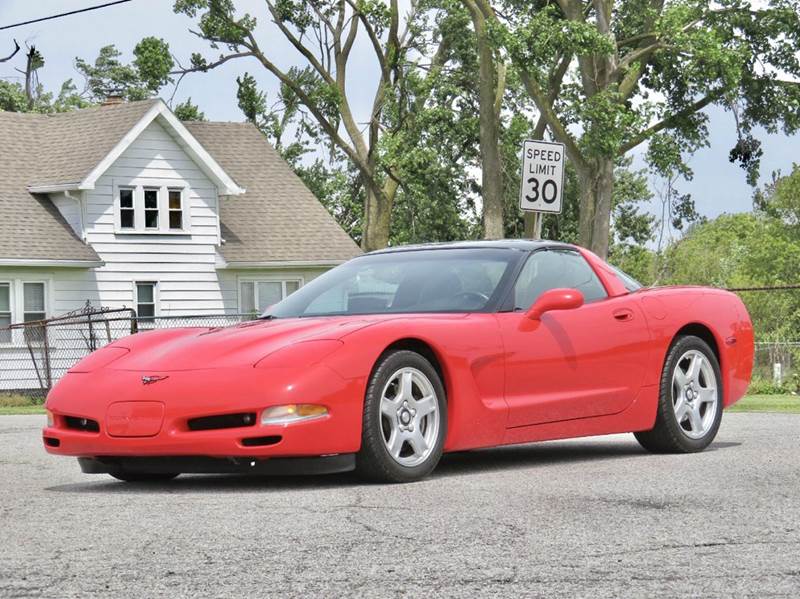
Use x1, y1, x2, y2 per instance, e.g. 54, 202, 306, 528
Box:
367, 239, 576, 255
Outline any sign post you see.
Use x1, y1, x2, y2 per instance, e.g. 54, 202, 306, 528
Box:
519, 139, 566, 239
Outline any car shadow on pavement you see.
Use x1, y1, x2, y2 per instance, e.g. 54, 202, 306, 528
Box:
432, 439, 741, 480
43, 439, 740, 493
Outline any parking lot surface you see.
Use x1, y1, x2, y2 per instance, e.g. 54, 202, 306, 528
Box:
1, 412, 799, 598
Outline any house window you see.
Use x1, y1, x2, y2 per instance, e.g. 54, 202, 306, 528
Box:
119, 188, 135, 229
23, 283, 46, 323
115, 183, 189, 233
136, 282, 157, 323
240, 280, 301, 315
168, 189, 183, 230
23, 282, 47, 344
144, 188, 159, 229
0, 283, 10, 343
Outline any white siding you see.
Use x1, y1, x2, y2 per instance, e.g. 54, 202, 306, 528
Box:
50, 193, 83, 239
58, 118, 226, 316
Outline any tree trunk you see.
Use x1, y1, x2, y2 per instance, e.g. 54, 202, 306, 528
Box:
361, 178, 399, 252
577, 158, 614, 259
466, 1, 505, 240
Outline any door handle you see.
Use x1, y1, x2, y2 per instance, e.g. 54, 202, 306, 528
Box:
613, 308, 634, 322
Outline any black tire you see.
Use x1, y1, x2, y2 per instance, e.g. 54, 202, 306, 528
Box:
109, 471, 180, 483
635, 335, 723, 453
356, 350, 447, 483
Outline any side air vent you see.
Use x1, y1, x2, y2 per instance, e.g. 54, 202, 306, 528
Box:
240, 435, 282, 447
187, 412, 257, 431
64, 416, 100, 433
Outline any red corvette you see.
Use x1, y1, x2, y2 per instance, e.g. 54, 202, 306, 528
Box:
43, 241, 754, 483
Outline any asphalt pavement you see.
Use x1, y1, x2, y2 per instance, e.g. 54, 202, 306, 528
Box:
1, 413, 799, 598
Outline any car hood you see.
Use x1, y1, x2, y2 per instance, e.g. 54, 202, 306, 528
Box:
108, 317, 379, 371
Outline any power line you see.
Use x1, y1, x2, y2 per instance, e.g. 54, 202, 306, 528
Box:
0, 0, 132, 31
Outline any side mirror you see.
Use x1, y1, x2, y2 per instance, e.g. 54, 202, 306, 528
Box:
525, 288, 584, 321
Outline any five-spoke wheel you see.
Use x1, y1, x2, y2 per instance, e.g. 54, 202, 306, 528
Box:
379, 367, 441, 467
357, 350, 447, 482
635, 335, 723, 453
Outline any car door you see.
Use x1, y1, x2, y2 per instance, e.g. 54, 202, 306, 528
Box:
497, 249, 650, 428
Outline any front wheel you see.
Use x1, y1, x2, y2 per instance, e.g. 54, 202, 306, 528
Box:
356, 350, 447, 483
635, 335, 723, 453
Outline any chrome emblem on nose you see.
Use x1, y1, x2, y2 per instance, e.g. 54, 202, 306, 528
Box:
142, 375, 168, 385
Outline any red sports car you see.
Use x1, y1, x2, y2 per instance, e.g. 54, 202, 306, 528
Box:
43, 241, 754, 483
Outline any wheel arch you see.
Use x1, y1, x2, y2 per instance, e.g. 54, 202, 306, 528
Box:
373, 338, 449, 399
672, 322, 721, 367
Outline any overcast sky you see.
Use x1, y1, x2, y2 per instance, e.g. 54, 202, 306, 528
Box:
1, 0, 797, 225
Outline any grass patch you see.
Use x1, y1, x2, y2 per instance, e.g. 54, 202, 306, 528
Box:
0, 405, 46, 415
729, 394, 800, 414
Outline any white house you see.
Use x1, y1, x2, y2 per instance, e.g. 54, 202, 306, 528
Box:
0, 98, 360, 388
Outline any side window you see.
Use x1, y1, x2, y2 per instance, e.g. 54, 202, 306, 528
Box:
514, 250, 607, 309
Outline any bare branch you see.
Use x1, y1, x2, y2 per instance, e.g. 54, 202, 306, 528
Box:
619, 90, 723, 154
266, 1, 336, 85
0, 39, 20, 63
169, 51, 252, 75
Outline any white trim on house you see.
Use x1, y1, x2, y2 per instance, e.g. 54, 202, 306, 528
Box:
26, 100, 246, 197
237, 274, 304, 314
0, 259, 104, 268
221, 260, 348, 269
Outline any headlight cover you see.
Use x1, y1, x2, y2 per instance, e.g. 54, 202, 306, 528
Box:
261, 404, 329, 425
68, 346, 130, 373
254, 339, 343, 369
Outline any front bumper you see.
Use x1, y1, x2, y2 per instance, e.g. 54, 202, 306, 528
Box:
42, 365, 364, 461
78, 454, 355, 476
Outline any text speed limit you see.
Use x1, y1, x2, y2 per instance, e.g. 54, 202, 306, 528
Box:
519, 139, 565, 214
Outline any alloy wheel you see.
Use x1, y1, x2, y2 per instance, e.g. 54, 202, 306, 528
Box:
672, 349, 719, 439
379, 367, 440, 467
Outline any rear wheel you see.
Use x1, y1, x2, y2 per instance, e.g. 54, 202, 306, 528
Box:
356, 350, 447, 483
109, 471, 179, 483
635, 335, 723, 453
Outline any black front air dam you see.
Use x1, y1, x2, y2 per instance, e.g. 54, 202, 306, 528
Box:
77, 454, 356, 476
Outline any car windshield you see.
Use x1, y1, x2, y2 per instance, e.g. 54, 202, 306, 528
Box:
266, 248, 521, 318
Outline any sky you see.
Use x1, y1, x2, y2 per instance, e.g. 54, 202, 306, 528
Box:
1, 0, 798, 226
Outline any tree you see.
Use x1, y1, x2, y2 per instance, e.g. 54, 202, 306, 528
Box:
174, 97, 206, 121
473, 0, 800, 258
754, 164, 800, 228
663, 212, 800, 341
75, 38, 173, 101
166, 0, 399, 251
462, 0, 506, 238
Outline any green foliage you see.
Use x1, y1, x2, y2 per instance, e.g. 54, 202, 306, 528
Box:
754, 164, 800, 227
75, 40, 173, 101
0, 81, 28, 112
133, 37, 174, 92
746, 379, 797, 396
662, 211, 800, 341
174, 98, 206, 121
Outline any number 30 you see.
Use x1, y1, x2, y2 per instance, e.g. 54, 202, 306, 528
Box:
526, 178, 558, 204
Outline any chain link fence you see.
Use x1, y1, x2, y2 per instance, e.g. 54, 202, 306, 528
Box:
0, 305, 254, 403
752, 342, 800, 392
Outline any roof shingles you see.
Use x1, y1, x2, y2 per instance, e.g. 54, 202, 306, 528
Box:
186, 121, 360, 263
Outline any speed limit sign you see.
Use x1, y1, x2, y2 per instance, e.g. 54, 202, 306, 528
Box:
519, 139, 565, 214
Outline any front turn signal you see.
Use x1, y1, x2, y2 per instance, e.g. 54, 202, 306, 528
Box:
261, 404, 328, 425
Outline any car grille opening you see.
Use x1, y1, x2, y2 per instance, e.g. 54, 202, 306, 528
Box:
241, 435, 282, 447
64, 416, 100, 433
187, 412, 257, 431
44, 437, 60, 447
